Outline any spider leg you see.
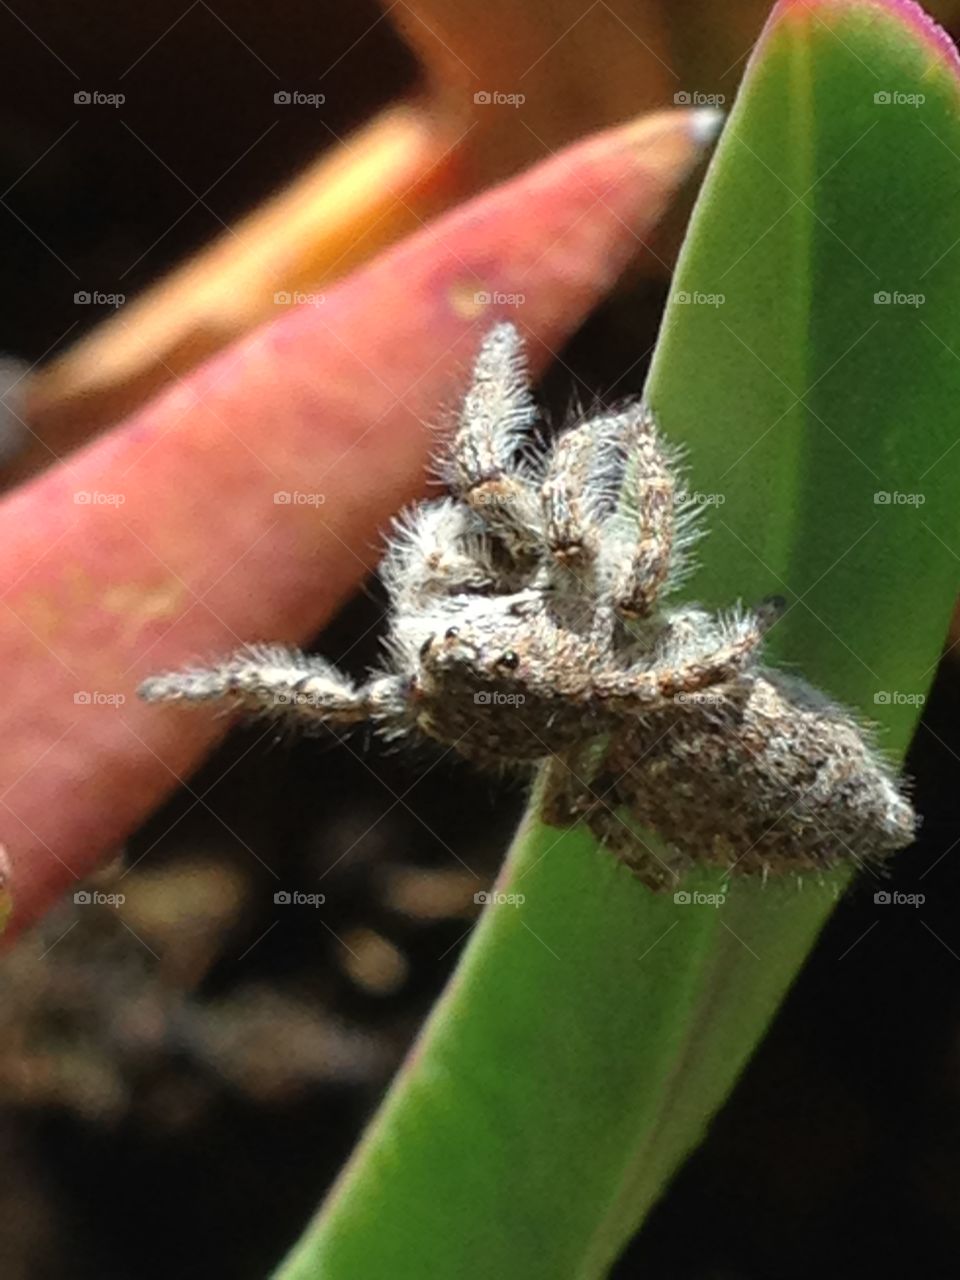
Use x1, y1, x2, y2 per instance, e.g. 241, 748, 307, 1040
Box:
540, 417, 610, 567
537, 403, 659, 644
508, 607, 767, 713
591, 607, 766, 710
442, 322, 544, 558
138, 644, 409, 732
443, 603, 767, 721
539, 742, 608, 826
538, 401, 698, 643
381, 498, 499, 607
540, 754, 689, 890
594, 404, 701, 621
378, 496, 538, 678
582, 806, 691, 890
539, 405, 636, 591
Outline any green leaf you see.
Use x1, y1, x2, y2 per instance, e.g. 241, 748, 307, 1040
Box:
274, 3, 960, 1276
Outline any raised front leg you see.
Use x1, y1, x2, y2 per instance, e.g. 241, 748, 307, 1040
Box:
538, 406, 642, 614
598, 405, 700, 620
495, 607, 766, 713
441, 323, 544, 558
592, 608, 766, 708
139, 644, 409, 732
540, 410, 625, 566
381, 498, 498, 608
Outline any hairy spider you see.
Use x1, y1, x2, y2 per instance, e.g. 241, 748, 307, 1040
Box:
140, 323, 916, 889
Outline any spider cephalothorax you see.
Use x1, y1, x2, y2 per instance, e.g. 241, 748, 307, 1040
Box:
140, 323, 916, 889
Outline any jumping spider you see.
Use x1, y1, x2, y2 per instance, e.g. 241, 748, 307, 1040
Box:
140, 323, 916, 889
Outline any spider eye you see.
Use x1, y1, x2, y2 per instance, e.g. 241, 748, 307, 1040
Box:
444, 626, 460, 640
497, 650, 520, 670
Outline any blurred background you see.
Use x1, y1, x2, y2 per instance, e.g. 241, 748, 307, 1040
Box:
3, 2, 960, 1276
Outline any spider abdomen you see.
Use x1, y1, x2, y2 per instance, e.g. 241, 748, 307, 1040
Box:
604, 672, 915, 879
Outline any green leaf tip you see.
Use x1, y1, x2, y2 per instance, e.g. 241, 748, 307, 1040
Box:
764, 0, 960, 82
